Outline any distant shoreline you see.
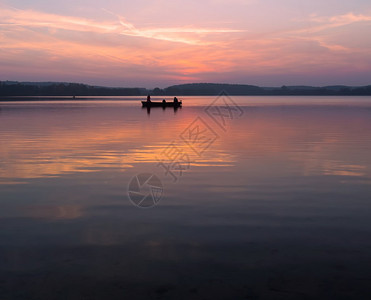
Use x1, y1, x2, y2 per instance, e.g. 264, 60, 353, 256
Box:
0, 96, 142, 101
1, 81, 371, 97
1, 95, 371, 102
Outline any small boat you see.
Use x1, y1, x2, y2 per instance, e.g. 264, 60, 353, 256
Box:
142, 100, 182, 107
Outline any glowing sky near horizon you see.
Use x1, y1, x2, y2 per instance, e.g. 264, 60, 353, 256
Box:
1, 0, 371, 87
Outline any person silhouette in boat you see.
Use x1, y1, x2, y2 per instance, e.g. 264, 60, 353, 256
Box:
162, 99, 166, 104
174, 97, 178, 103
147, 95, 151, 102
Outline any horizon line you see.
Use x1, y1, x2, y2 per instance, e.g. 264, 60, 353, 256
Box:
1, 80, 370, 90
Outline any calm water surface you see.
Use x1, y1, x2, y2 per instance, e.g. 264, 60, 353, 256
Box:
1, 96, 371, 299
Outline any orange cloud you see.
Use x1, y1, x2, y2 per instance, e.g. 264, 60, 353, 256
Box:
1, 6, 371, 85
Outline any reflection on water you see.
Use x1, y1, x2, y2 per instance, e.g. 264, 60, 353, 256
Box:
1, 97, 371, 299
144, 105, 181, 115
0, 103, 233, 183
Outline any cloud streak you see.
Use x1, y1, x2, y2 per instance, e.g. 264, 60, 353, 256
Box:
289, 12, 371, 35
0, 7, 243, 45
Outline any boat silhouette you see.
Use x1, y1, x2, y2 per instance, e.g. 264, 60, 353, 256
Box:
141, 100, 182, 108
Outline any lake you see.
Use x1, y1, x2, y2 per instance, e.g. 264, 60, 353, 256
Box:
1, 96, 371, 299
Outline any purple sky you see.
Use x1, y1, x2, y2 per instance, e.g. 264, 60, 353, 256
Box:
1, 0, 371, 87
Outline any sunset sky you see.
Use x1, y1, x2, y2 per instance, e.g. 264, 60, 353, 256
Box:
1, 0, 371, 87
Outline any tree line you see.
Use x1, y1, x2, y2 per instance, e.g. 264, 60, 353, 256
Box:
0, 82, 144, 96
1, 81, 371, 96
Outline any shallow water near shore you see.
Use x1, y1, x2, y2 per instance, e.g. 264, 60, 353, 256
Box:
1, 96, 371, 299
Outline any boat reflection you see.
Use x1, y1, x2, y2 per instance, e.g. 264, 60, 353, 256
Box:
143, 105, 181, 115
